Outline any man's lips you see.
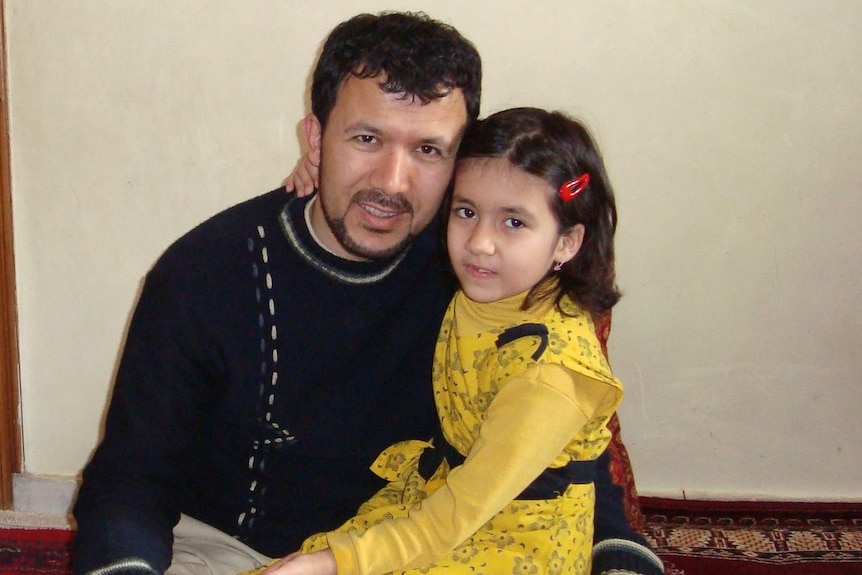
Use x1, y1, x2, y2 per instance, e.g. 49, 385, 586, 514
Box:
354, 203, 409, 234
359, 203, 405, 218
351, 189, 413, 221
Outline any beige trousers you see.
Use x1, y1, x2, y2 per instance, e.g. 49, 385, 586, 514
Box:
166, 514, 272, 575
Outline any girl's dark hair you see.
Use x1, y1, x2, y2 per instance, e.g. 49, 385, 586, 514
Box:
455, 107, 622, 315
311, 12, 482, 129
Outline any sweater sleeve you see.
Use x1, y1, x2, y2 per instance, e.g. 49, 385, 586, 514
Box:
326, 364, 618, 575
73, 266, 213, 575
591, 451, 665, 575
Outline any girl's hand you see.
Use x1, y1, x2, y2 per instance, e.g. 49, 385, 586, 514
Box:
260, 549, 337, 575
283, 153, 320, 197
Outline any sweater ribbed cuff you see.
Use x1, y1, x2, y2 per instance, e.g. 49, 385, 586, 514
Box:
592, 538, 664, 575
83, 558, 158, 575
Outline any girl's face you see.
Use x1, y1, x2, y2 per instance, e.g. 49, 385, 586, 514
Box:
447, 158, 584, 303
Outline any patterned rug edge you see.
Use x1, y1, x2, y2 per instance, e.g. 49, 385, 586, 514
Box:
3, 499, 862, 575
0, 510, 75, 530
640, 497, 862, 575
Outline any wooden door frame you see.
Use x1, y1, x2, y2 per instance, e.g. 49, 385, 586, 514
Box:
0, 0, 23, 510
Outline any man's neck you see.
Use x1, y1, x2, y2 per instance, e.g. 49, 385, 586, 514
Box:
306, 194, 371, 262
303, 196, 340, 256
279, 195, 412, 285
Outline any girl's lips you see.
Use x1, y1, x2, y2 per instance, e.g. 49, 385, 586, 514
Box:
464, 263, 494, 278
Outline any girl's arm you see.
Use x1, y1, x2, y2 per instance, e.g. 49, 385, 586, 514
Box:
283, 153, 319, 197
327, 364, 620, 575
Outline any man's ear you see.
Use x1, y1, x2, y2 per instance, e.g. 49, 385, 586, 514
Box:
303, 114, 322, 166
555, 224, 585, 265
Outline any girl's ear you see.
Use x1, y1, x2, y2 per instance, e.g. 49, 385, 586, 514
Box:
554, 224, 585, 266
303, 114, 322, 166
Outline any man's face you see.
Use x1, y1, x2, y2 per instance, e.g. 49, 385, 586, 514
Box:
306, 75, 468, 261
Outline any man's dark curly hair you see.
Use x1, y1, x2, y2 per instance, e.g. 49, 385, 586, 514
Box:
311, 12, 482, 130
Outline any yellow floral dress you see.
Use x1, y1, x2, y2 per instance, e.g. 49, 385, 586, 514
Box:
249, 289, 623, 575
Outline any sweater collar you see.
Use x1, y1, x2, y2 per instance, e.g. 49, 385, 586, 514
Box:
278, 192, 411, 285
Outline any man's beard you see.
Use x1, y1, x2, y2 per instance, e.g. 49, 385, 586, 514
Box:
321, 188, 416, 261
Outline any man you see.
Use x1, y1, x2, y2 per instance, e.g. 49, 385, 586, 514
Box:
73, 11, 662, 575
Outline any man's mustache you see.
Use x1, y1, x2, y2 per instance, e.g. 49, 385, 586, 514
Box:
352, 189, 413, 216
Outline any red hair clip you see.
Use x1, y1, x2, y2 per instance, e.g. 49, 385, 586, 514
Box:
559, 173, 590, 202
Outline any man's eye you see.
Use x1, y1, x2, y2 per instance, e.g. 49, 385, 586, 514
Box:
418, 145, 441, 156
504, 218, 525, 229
454, 207, 475, 219
356, 135, 377, 144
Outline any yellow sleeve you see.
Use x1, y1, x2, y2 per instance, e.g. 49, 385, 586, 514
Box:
327, 364, 618, 575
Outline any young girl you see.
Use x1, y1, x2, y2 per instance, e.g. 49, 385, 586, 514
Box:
257, 107, 626, 575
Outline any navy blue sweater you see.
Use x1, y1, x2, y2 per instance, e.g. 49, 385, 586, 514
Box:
73, 189, 662, 575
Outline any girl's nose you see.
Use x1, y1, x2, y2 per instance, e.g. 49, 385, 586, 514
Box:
466, 223, 495, 255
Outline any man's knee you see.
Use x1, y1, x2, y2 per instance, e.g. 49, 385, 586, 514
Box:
168, 515, 270, 575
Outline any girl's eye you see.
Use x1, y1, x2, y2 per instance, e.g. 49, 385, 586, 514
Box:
504, 218, 525, 229
454, 207, 475, 219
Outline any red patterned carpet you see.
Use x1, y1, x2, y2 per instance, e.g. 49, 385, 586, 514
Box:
641, 497, 862, 575
0, 523, 74, 575
1, 500, 861, 574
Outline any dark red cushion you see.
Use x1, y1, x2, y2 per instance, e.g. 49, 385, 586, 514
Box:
593, 312, 645, 532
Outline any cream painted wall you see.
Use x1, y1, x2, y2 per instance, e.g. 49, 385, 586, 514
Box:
6, 1, 861, 500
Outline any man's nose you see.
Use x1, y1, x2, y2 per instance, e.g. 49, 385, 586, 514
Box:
371, 148, 412, 195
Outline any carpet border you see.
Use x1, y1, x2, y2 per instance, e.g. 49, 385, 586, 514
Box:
640, 496, 862, 514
